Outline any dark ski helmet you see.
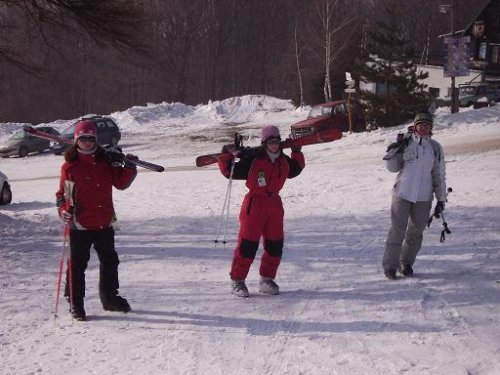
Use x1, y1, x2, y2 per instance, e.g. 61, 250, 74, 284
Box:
414, 112, 433, 127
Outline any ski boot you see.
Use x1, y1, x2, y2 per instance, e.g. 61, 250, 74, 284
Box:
231, 280, 249, 298
101, 293, 131, 312
259, 277, 280, 295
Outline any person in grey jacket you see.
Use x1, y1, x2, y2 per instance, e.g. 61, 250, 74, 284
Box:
383, 112, 447, 279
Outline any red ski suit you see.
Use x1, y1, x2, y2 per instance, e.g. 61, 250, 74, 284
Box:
218, 148, 305, 280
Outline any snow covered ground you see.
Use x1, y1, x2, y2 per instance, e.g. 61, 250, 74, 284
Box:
1, 96, 500, 375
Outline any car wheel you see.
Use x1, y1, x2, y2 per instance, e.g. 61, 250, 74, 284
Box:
0, 182, 12, 205
18, 146, 28, 158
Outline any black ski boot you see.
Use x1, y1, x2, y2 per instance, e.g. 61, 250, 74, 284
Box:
399, 264, 414, 277
101, 294, 131, 313
64, 282, 70, 304
384, 270, 397, 280
71, 302, 86, 321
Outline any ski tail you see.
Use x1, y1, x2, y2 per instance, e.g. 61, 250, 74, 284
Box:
24, 125, 73, 145
195, 127, 343, 167
282, 127, 342, 148
23, 125, 165, 173
196, 154, 222, 168
126, 158, 165, 172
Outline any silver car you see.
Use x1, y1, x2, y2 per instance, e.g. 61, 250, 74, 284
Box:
0, 170, 12, 205
0, 126, 59, 158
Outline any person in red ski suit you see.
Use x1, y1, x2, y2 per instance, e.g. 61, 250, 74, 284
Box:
217, 125, 305, 297
55, 120, 138, 321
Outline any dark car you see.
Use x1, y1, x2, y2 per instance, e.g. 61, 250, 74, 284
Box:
0, 126, 60, 158
0, 169, 12, 205
290, 100, 365, 137
458, 83, 499, 107
51, 116, 121, 155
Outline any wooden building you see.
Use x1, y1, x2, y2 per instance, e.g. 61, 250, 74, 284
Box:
463, 0, 500, 81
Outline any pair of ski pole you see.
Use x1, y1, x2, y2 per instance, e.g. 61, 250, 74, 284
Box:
427, 187, 453, 243
214, 153, 237, 247
54, 208, 74, 321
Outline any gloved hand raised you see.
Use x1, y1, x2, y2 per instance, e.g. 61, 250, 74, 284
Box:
105, 147, 125, 167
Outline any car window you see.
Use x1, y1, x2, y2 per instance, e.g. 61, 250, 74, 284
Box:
105, 120, 116, 129
459, 86, 475, 96
322, 106, 333, 116
11, 131, 26, 140
61, 123, 76, 136
333, 105, 345, 115
94, 121, 105, 129
308, 107, 324, 117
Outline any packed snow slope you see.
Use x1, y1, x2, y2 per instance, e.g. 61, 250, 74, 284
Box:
1, 95, 500, 375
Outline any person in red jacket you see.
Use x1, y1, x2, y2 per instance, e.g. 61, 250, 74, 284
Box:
56, 120, 138, 321
218, 125, 305, 297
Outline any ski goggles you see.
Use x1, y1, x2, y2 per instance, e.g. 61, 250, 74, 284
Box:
266, 137, 281, 145
78, 136, 97, 143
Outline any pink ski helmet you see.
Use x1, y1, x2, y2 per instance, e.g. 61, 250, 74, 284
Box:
74, 120, 97, 141
261, 125, 281, 143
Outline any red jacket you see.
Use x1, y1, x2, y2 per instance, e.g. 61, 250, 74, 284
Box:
56, 151, 137, 230
218, 148, 305, 195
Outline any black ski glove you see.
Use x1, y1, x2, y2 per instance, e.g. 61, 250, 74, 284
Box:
434, 201, 445, 217
105, 147, 125, 167
386, 133, 405, 152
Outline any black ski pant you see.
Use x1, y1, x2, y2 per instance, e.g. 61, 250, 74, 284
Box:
64, 227, 120, 306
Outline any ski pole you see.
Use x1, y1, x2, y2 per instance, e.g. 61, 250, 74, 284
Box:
53, 228, 68, 319
439, 212, 451, 243
427, 187, 452, 241
214, 154, 236, 247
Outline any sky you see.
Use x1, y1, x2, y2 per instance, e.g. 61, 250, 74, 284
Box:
1, 95, 499, 375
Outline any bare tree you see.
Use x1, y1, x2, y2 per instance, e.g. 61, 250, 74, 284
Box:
307, 0, 360, 102
0, 0, 146, 69
293, 20, 305, 107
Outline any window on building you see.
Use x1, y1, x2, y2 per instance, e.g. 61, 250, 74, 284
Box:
429, 87, 440, 98
479, 42, 487, 60
491, 44, 500, 64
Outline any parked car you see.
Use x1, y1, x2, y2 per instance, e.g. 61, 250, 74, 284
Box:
458, 83, 499, 107
0, 170, 12, 205
290, 100, 365, 137
0, 126, 59, 158
51, 116, 121, 155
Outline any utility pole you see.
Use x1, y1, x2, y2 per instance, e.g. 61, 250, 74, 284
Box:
450, 0, 458, 113
345, 72, 355, 133
441, 0, 459, 113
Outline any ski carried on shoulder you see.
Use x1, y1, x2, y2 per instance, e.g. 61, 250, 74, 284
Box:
23, 125, 165, 172
383, 126, 414, 161
195, 127, 342, 167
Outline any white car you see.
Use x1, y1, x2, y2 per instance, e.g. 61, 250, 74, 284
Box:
0, 170, 12, 205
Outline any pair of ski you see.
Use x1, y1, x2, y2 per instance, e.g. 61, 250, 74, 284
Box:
23, 125, 165, 172
26, 125, 343, 169
195, 127, 343, 167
